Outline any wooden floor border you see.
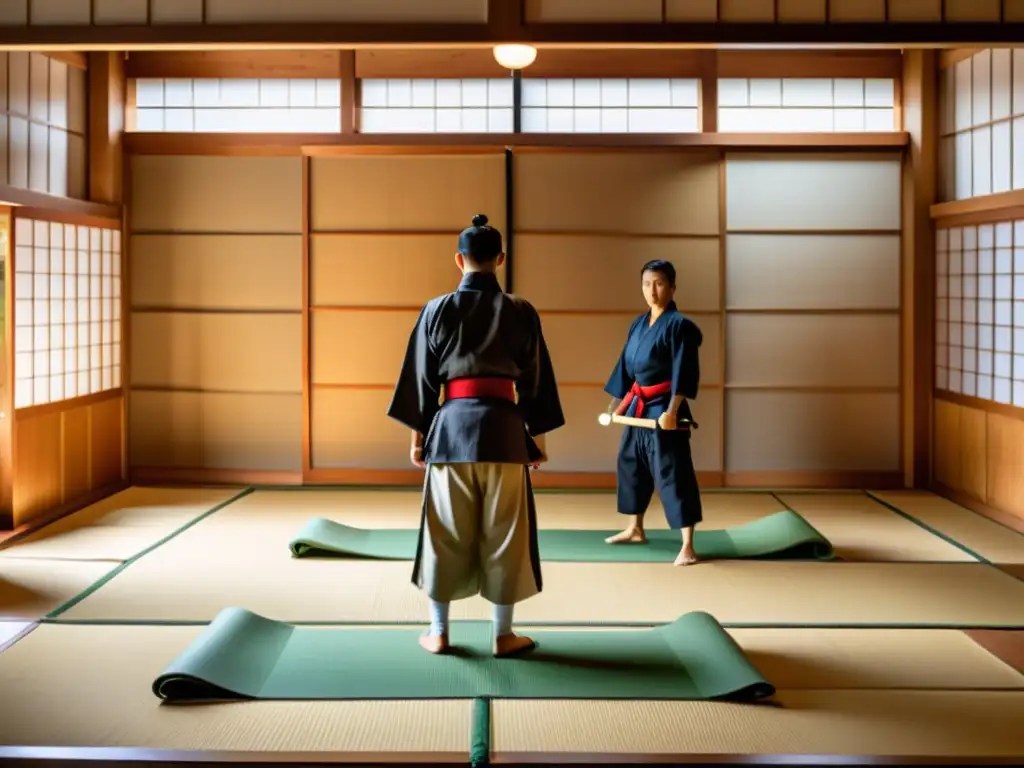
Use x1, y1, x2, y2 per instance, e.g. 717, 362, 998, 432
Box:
0, 481, 128, 546
933, 483, 1024, 537
0, 747, 1018, 767
128, 467, 907, 491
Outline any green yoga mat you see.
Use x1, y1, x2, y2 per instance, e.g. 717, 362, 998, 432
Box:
288, 509, 834, 561
152, 607, 775, 703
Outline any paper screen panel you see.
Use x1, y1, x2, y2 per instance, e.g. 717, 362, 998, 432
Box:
726, 314, 900, 388
725, 153, 902, 231
726, 234, 900, 310
937, 49, 1024, 201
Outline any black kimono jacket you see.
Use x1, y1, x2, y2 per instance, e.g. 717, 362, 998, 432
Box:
387, 271, 565, 465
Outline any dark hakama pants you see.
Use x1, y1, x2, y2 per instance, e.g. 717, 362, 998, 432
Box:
616, 425, 703, 529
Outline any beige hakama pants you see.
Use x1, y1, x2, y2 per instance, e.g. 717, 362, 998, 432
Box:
413, 462, 542, 606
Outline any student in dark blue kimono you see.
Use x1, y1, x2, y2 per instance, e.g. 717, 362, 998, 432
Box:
602, 259, 704, 566
387, 214, 565, 657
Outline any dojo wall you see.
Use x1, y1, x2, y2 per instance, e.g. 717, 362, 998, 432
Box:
723, 152, 903, 484
513, 149, 903, 485
125, 148, 904, 486
512, 150, 723, 480
307, 153, 506, 479
127, 155, 304, 479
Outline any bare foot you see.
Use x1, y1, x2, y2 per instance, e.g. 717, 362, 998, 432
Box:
494, 632, 535, 657
673, 548, 699, 567
605, 528, 647, 545
419, 632, 450, 654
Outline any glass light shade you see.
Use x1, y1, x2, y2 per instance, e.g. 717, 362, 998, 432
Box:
493, 44, 537, 70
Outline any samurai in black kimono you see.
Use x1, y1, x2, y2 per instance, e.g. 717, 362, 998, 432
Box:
387, 214, 565, 657
602, 259, 704, 566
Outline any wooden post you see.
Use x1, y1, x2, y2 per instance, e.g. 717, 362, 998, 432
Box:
900, 49, 939, 488
88, 52, 127, 206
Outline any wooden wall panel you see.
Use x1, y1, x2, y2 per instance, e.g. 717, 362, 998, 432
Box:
12, 393, 125, 527
310, 387, 410, 470
829, 0, 886, 20
130, 313, 302, 392
514, 236, 719, 313
723, 152, 903, 484
15, 0, 488, 24
526, 0, 663, 22
307, 153, 507, 479
130, 156, 302, 233
726, 314, 900, 388
94, 0, 149, 25
717, 0, 776, 22
205, 0, 487, 23
932, 396, 1024, 525
311, 234, 503, 307
515, 152, 719, 235
130, 235, 302, 311
726, 391, 902, 473
311, 155, 506, 233
129, 390, 302, 471
888, 0, 943, 20
532, 0, 946, 22
777, 0, 827, 22
128, 155, 303, 479
0, 52, 87, 200
311, 310, 412, 386
514, 150, 723, 476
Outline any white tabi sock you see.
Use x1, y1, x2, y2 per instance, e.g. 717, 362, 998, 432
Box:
493, 604, 514, 637
428, 600, 450, 636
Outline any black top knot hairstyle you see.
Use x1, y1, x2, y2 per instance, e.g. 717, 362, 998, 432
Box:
459, 213, 503, 263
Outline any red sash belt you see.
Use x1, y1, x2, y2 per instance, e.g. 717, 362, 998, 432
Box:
446, 377, 516, 403
615, 380, 672, 418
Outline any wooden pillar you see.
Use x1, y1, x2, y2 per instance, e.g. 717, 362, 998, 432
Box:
0, 206, 12, 530
88, 52, 126, 206
900, 49, 939, 488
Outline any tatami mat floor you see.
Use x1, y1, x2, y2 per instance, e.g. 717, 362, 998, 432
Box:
1, 485, 1024, 763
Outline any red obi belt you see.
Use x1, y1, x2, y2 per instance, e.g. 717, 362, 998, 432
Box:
445, 377, 516, 403
614, 380, 672, 418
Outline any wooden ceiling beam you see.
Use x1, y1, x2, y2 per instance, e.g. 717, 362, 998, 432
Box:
0, 22, 1020, 49
125, 50, 343, 79
123, 48, 903, 82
